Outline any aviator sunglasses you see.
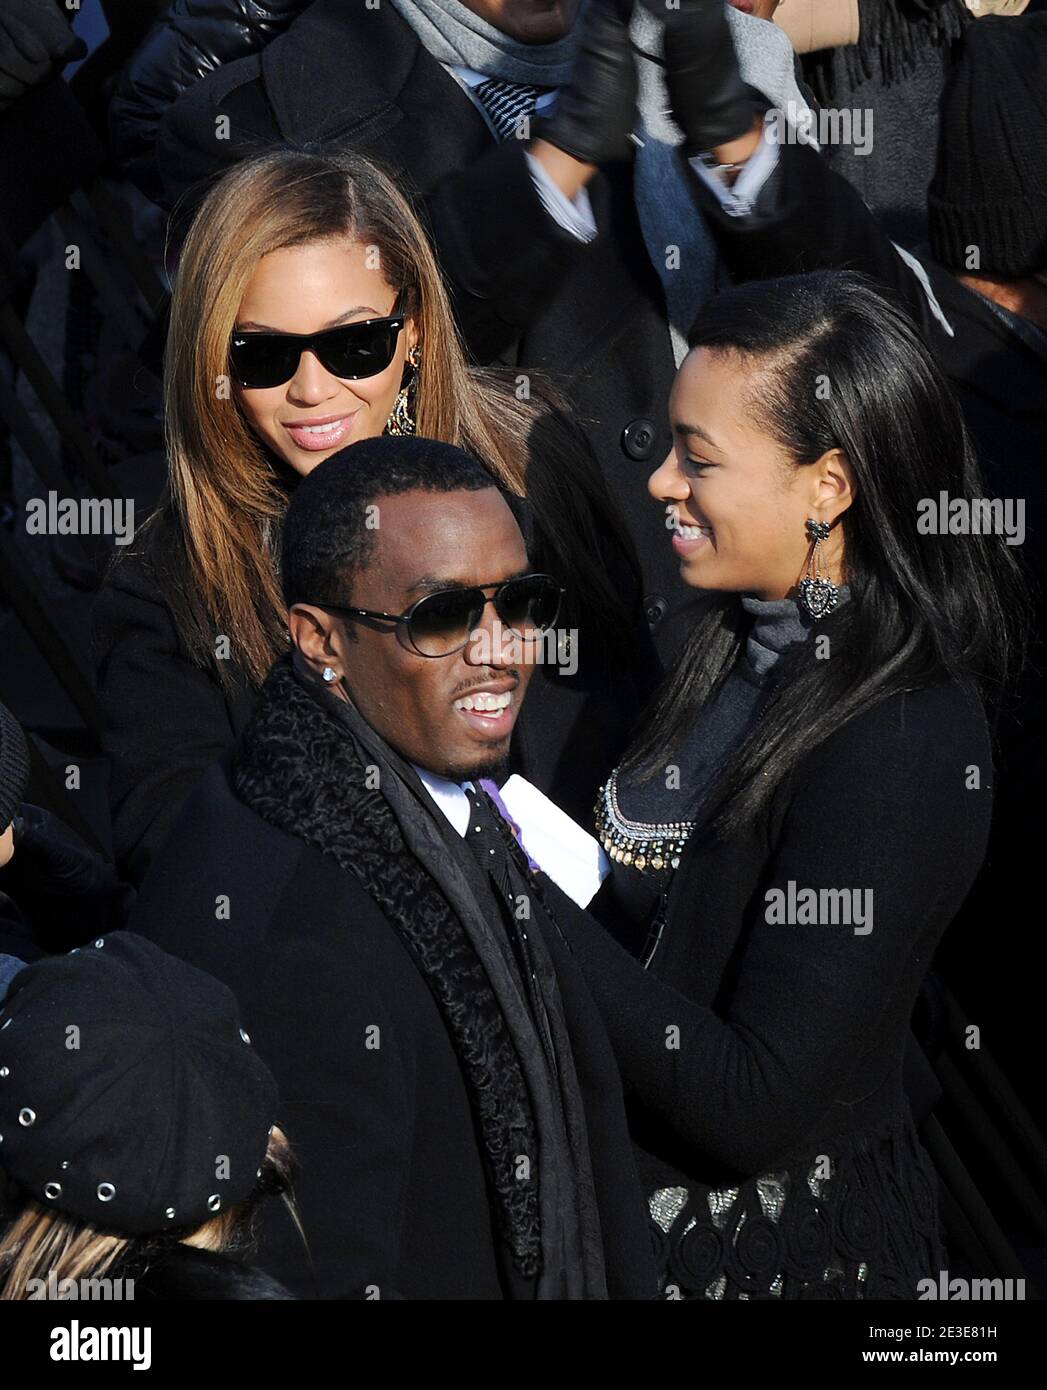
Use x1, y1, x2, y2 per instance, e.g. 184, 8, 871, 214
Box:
303, 573, 564, 658
230, 310, 406, 390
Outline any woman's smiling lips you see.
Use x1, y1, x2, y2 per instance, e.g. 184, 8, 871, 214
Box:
669, 510, 715, 558
283, 411, 361, 452
671, 528, 713, 558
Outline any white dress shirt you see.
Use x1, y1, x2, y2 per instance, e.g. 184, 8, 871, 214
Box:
412, 765, 609, 907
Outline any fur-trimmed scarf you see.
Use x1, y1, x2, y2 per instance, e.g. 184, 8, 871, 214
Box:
230, 654, 608, 1297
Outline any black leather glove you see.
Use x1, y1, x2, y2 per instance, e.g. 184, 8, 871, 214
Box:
534, 0, 638, 165
9, 804, 123, 899
0, 0, 86, 111
642, 0, 755, 155
3, 804, 133, 947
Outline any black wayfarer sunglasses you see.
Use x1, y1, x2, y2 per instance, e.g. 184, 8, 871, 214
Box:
303, 573, 564, 658
229, 313, 406, 390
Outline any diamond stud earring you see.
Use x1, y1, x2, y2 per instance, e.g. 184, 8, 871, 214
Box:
321, 666, 339, 683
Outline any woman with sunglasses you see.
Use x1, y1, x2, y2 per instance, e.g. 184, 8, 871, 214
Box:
542, 270, 1027, 1299
93, 146, 655, 885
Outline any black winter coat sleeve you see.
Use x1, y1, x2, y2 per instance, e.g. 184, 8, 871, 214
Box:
108, 0, 308, 200
247, 898, 416, 1298
91, 552, 243, 884
549, 691, 990, 1177
418, 140, 590, 365
130, 793, 419, 1299
689, 137, 956, 348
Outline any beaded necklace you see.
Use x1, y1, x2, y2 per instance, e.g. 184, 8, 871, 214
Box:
594, 769, 695, 874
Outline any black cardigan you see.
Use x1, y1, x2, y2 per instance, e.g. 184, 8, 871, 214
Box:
551, 676, 993, 1298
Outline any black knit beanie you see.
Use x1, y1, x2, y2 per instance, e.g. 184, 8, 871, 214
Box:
0, 700, 30, 832
928, 13, 1047, 278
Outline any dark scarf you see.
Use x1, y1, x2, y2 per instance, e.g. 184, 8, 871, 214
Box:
803, 0, 971, 104
230, 654, 608, 1298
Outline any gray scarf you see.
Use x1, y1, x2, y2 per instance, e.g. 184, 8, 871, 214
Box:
632, 5, 815, 362
389, 0, 815, 364
388, 0, 579, 83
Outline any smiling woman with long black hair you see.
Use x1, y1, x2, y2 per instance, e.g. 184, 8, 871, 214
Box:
549, 269, 1027, 1300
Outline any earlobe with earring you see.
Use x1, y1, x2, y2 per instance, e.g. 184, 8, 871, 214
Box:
321, 666, 339, 684
797, 517, 839, 620
385, 343, 420, 437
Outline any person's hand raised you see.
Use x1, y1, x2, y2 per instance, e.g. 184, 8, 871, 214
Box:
535, 0, 639, 167
639, 0, 755, 155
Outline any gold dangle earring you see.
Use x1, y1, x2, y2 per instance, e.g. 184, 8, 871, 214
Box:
385, 344, 420, 437
797, 517, 839, 620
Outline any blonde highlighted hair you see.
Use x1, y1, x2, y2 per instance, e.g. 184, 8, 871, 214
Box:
158, 147, 548, 685
0, 1127, 295, 1299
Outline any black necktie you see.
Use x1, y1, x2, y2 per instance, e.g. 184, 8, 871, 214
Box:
464, 784, 541, 985
464, 783, 516, 906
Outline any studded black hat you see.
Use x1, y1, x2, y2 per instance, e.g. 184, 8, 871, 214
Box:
0, 933, 279, 1236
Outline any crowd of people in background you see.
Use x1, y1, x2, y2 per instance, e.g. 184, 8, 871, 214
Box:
1, 0, 1046, 1303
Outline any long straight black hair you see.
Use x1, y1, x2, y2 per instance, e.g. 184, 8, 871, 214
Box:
621, 270, 1028, 837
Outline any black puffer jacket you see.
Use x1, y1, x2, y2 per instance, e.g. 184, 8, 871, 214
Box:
108, 0, 308, 200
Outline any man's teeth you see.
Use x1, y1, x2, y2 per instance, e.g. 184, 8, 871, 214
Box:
676, 523, 709, 539
454, 691, 513, 713
297, 420, 343, 435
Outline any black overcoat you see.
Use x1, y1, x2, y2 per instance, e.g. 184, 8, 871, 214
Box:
128, 747, 657, 1300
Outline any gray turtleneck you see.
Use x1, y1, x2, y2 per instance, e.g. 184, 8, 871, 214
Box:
743, 588, 851, 679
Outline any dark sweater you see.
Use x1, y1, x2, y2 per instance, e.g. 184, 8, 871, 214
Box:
555, 675, 992, 1299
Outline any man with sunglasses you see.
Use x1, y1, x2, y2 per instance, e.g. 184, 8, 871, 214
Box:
129, 435, 656, 1301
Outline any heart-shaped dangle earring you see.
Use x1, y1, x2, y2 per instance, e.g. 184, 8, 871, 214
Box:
797, 518, 839, 620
